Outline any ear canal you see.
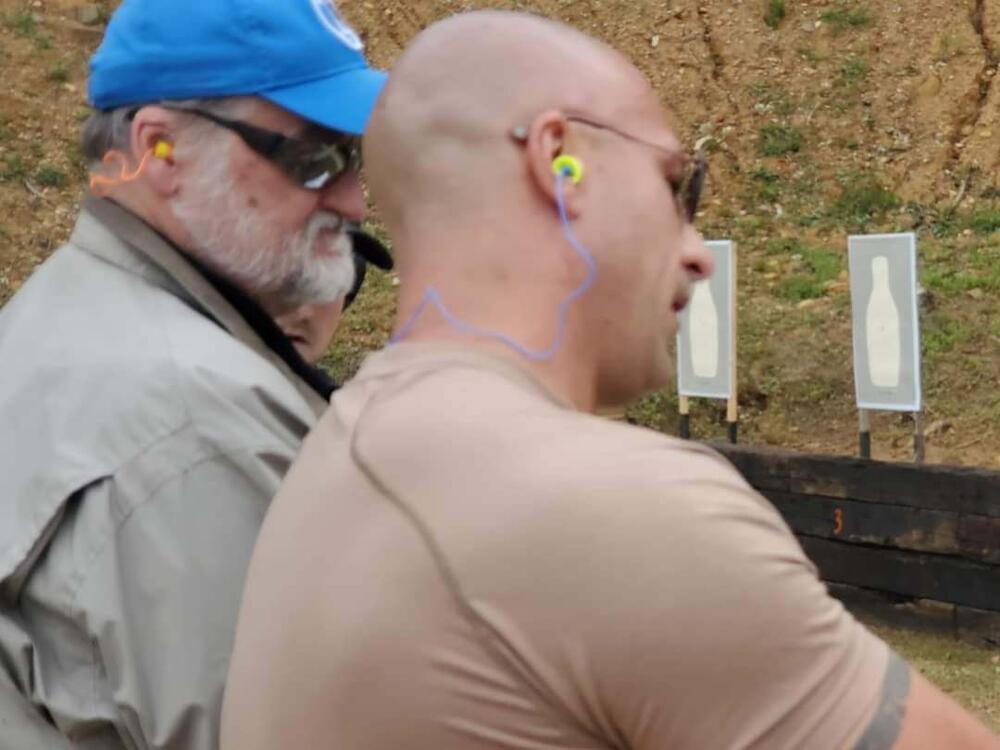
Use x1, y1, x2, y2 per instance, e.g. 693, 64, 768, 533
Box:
551, 154, 584, 184
153, 141, 173, 160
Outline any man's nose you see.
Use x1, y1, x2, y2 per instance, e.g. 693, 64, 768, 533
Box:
318, 169, 366, 223
682, 227, 714, 281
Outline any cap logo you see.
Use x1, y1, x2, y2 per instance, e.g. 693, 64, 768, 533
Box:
310, 0, 364, 51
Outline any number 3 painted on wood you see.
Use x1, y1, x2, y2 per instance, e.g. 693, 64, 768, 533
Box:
834, 508, 844, 535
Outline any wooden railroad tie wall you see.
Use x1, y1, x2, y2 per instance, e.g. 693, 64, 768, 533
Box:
710, 443, 1000, 643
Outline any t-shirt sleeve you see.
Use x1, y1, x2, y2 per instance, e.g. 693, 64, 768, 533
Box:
558, 452, 897, 750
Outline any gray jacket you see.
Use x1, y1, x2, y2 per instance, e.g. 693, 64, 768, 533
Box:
0, 198, 327, 748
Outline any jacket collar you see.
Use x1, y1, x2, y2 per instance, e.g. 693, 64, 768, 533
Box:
76, 196, 333, 414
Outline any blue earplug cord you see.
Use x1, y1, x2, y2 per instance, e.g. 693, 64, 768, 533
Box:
390, 169, 597, 361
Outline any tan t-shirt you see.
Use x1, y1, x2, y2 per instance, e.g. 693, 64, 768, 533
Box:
223, 343, 905, 750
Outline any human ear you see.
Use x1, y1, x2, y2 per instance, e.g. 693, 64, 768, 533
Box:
519, 109, 586, 219
128, 105, 181, 197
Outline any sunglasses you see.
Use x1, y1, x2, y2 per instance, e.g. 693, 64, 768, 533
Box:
511, 114, 707, 224
154, 106, 362, 190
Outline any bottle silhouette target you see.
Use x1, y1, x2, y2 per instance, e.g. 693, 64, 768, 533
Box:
689, 279, 719, 379
866, 255, 901, 389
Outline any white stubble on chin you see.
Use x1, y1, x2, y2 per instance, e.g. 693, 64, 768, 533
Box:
277, 212, 356, 306
170, 154, 355, 306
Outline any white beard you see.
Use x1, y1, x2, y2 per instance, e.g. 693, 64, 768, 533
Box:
171, 149, 356, 308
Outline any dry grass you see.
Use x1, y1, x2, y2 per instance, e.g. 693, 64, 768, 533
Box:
874, 625, 1000, 731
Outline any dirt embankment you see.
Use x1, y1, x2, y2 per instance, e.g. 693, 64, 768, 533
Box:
346, 0, 999, 205
1, 0, 998, 467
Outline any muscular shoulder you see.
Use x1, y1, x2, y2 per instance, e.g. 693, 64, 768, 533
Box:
350, 360, 745, 485
343, 360, 789, 589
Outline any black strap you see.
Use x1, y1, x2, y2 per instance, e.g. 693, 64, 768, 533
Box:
187, 257, 339, 401
94, 197, 344, 400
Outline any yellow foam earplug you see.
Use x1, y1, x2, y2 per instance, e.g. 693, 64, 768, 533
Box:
552, 154, 584, 184
153, 140, 173, 160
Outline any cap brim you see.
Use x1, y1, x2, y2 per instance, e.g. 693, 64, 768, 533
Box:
349, 228, 393, 271
261, 65, 387, 136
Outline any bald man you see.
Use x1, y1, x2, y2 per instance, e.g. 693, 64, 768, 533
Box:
221, 12, 998, 750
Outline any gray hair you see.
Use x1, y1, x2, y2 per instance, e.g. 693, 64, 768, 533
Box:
80, 97, 255, 167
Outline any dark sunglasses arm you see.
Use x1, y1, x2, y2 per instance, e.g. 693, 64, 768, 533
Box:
198, 110, 287, 156
683, 153, 708, 221
154, 106, 287, 156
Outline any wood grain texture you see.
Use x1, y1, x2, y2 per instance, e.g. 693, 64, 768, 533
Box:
704, 443, 1000, 613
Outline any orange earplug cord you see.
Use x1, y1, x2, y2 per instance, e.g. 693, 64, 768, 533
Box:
88, 146, 162, 196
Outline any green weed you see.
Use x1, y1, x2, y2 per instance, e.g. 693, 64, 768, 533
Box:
902, 203, 960, 237
748, 166, 782, 203
624, 389, 678, 433
829, 172, 900, 226
700, 138, 721, 155
786, 168, 824, 206
801, 246, 841, 280
797, 47, 823, 63
48, 63, 69, 83
820, 4, 873, 31
0, 153, 28, 182
969, 245, 1000, 274
765, 237, 800, 256
5, 12, 37, 37
759, 123, 803, 156
35, 166, 66, 187
752, 82, 796, 116
902, 203, 1000, 237
966, 207, 1000, 234
735, 214, 774, 234
775, 275, 827, 301
838, 57, 868, 86
770, 241, 842, 301
923, 313, 972, 357
786, 375, 840, 405
764, 0, 786, 29
922, 269, 982, 294
794, 209, 827, 228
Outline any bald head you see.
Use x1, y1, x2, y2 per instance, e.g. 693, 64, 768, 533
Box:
366, 11, 712, 409
365, 11, 659, 239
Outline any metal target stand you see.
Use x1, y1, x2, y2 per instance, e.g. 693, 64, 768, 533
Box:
676, 241, 738, 444
848, 233, 924, 464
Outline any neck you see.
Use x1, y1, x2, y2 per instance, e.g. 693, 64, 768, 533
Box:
387, 207, 605, 410
392, 276, 600, 412
101, 186, 278, 312
101, 186, 191, 253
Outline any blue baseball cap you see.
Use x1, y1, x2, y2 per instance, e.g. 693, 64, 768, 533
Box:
88, 0, 387, 135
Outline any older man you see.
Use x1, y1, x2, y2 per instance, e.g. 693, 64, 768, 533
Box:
222, 11, 997, 750
0, 1, 389, 747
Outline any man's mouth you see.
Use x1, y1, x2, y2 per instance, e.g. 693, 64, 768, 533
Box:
314, 227, 346, 257
672, 293, 690, 313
